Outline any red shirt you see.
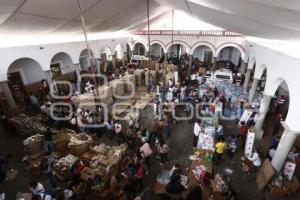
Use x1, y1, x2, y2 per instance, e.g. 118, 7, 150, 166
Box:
239, 126, 248, 136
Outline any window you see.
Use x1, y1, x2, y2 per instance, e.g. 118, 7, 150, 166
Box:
216, 75, 230, 80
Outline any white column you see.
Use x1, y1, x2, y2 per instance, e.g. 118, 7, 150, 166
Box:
212, 57, 217, 71
44, 70, 53, 87
254, 94, 272, 139
95, 59, 101, 74
240, 61, 247, 74
271, 125, 297, 172
112, 55, 116, 68
159, 47, 162, 58
0, 81, 17, 109
243, 68, 251, 92
248, 78, 259, 103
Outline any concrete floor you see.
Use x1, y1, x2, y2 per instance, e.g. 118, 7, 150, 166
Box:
1, 106, 300, 200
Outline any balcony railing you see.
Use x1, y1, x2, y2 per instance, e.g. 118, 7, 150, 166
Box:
131, 30, 243, 37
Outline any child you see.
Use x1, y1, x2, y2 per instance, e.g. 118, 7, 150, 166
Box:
227, 136, 237, 159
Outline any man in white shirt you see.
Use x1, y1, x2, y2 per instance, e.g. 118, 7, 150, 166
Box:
248, 150, 261, 172
193, 120, 202, 149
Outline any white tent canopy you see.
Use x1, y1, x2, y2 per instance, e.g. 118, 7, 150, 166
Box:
1, 0, 300, 47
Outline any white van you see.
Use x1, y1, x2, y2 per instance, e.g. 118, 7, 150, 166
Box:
213, 69, 233, 83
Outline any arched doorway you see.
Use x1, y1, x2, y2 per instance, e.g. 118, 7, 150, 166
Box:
167, 43, 189, 65
217, 46, 242, 72
100, 46, 112, 61
7, 58, 44, 104
258, 79, 291, 170
192, 45, 214, 68
133, 42, 146, 56
50, 52, 75, 80
150, 43, 164, 60
79, 49, 95, 72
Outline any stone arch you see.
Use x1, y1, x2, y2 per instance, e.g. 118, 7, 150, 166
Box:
100, 46, 113, 61
190, 41, 216, 56
266, 77, 288, 97
216, 42, 245, 59
79, 49, 95, 61
150, 41, 166, 58
132, 40, 148, 52
165, 40, 191, 53
133, 42, 147, 56
51, 52, 75, 75
150, 40, 166, 53
7, 57, 45, 102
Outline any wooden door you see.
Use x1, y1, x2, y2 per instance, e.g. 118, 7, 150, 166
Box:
50, 63, 62, 80
204, 51, 213, 65
7, 71, 26, 103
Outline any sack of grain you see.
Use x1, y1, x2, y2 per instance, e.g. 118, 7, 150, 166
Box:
96, 85, 112, 99
109, 79, 125, 97
100, 96, 113, 106
23, 134, 44, 159
122, 74, 136, 93
69, 133, 92, 156
54, 130, 72, 154
134, 69, 145, 86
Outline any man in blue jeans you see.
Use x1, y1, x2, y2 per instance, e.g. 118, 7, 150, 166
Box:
44, 128, 54, 152
44, 152, 57, 188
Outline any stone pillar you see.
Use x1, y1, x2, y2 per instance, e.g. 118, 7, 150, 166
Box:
44, 70, 53, 87
74, 64, 81, 80
159, 47, 162, 58
240, 61, 247, 74
248, 78, 259, 103
271, 124, 298, 172
112, 55, 116, 68
254, 94, 272, 139
0, 81, 17, 109
243, 68, 251, 92
95, 59, 101, 74
212, 57, 217, 71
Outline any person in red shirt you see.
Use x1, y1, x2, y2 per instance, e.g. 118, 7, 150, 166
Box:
239, 121, 248, 148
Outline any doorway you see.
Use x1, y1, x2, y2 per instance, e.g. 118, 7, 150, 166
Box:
203, 51, 213, 66
7, 71, 26, 104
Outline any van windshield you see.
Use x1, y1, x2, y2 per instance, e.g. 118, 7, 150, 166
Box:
216, 75, 230, 80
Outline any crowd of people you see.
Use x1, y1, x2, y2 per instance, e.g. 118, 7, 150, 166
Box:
1, 53, 296, 200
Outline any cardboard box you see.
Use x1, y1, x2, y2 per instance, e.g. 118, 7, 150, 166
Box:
285, 176, 300, 194
134, 100, 148, 110
81, 167, 96, 181
109, 79, 125, 97
100, 96, 113, 106
96, 85, 112, 98
134, 69, 145, 86
122, 74, 136, 93
256, 159, 276, 191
